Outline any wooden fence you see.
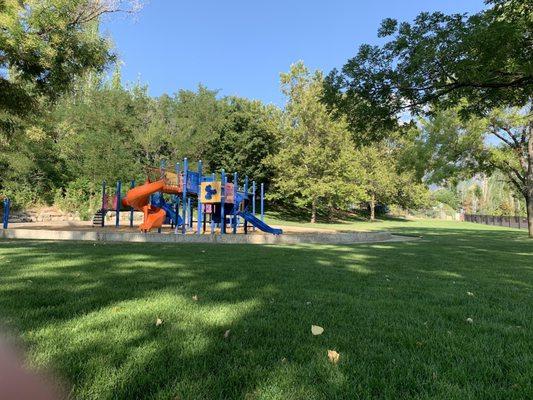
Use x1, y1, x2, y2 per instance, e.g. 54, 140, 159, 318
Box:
464, 214, 528, 230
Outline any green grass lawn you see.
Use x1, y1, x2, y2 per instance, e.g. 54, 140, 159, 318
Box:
0, 220, 532, 399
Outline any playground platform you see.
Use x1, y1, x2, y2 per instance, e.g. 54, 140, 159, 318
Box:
1, 221, 414, 245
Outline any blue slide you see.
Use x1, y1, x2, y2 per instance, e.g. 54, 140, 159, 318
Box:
237, 211, 283, 235
161, 202, 183, 226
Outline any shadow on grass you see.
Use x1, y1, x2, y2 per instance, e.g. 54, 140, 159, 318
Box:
0, 225, 531, 399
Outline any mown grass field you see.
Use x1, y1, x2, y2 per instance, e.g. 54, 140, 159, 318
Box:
0, 220, 531, 399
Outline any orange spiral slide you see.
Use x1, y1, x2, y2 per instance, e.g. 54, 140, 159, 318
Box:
121, 180, 166, 232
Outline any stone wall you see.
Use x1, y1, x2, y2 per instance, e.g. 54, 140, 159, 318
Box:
0, 208, 81, 223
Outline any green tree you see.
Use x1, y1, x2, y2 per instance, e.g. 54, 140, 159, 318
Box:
54, 75, 145, 186
0, 0, 140, 118
206, 97, 281, 183
168, 85, 226, 162
357, 143, 429, 220
269, 62, 364, 223
324, 0, 531, 134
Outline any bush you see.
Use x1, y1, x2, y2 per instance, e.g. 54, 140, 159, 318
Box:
1, 182, 43, 209
54, 178, 100, 220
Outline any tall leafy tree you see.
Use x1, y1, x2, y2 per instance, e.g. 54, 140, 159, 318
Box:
324, 0, 531, 134
357, 142, 429, 220
206, 97, 281, 183
54, 74, 145, 185
168, 85, 226, 162
0, 0, 141, 118
269, 62, 364, 223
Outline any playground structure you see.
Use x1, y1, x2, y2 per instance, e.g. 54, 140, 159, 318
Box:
96, 159, 282, 235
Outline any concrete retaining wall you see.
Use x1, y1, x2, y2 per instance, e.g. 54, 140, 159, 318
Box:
1, 228, 393, 245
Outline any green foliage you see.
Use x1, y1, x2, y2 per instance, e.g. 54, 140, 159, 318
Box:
268, 62, 365, 222
356, 142, 430, 219
54, 81, 145, 184
432, 188, 460, 210
0, 0, 117, 117
324, 0, 532, 134
206, 97, 281, 183
53, 177, 99, 219
170, 86, 226, 162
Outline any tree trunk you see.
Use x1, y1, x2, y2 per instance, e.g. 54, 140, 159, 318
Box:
370, 194, 376, 221
311, 198, 317, 223
526, 121, 533, 238
526, 194, 533, 237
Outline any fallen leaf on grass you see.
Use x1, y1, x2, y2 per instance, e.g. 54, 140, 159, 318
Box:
192, 295, 198, 301
327, 350, 340, 364
155, 318, 163, 326
311, 325, 324, 335
223, 329, 231, 339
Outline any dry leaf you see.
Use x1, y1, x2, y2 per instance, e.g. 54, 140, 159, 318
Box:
311, 325, 324, 335
327, 350, 340, 364
223, 329, 231, 339
192, 295, 198, 301
155, 318, 163, 326
466, 317, 473, 324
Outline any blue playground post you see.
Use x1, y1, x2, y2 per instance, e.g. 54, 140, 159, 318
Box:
101, 180, 107, 227
115, 180, 122, 227
220, 169, 226, 234
252, 181, 256, 215
260, 183, 265, 222
251, 180, 256, 231
129, 179, 135, 227
181, 158, 188, 234
158, 160, 165, 234
244, 176, 249, 234
187, 197, 192, 228
197, 160, 203, 234
174, 162, 180, 233
2, 198, 10, 229
232, 172, 238, 234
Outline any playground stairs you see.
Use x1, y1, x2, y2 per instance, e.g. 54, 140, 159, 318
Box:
92, 209, 105, 226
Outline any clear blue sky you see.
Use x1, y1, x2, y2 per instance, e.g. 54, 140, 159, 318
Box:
102, 0, 486, 106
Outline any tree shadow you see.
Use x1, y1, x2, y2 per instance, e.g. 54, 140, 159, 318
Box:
0, 226, 531, 399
